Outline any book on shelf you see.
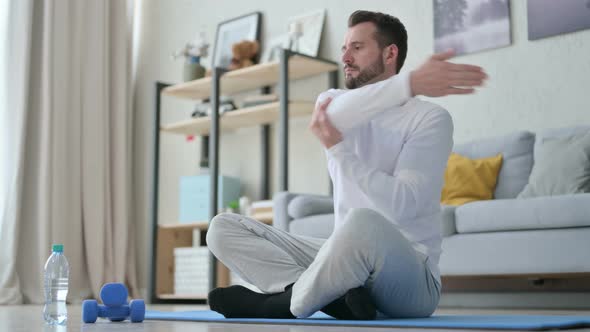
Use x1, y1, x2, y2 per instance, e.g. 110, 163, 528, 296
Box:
249, 199, 273, 224
250, 200, 273, 209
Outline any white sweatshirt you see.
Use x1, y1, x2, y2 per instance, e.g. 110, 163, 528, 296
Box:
318, 71, 454, 284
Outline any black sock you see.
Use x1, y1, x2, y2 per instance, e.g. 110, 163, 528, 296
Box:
208, 285, 295, 319
320, 287, 376, 320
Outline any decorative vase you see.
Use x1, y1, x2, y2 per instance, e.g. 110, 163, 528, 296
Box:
183, 56, 206, 82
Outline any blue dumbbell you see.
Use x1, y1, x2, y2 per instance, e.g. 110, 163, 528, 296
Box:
82, 283, 145, 323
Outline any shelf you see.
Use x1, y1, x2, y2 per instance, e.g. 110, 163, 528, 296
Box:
162, 54, 339, 100
160, 101, 314, 136
159, 221, 209, 231
156, 224, 230, 298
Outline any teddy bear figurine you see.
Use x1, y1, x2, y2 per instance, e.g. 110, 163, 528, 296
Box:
228, 40, 260, 71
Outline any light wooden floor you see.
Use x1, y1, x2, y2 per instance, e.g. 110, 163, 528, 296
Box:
1, 305, 589, 332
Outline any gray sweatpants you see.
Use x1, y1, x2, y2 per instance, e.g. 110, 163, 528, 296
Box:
206, 207, 441, 318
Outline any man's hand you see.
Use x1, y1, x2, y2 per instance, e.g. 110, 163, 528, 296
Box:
309, 98, 343, 149
410, 49, 487, 97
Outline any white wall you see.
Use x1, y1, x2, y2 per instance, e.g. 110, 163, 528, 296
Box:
133, 0, 590, 294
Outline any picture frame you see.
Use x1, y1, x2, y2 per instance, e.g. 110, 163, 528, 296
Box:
527, 0, 590, 40
260, 34, 290, 63
433, 0, 511, 56
212, 12, 261, 69
286, 9, 326, 57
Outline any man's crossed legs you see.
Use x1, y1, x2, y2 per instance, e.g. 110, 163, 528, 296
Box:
206, 208, 440, 319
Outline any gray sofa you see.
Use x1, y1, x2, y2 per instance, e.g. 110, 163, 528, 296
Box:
273, 126, 590, 279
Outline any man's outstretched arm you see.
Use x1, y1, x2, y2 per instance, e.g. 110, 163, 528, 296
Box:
322, 50, 486, 132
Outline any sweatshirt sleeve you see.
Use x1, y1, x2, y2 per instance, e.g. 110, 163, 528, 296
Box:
317, 71, 412, 133
326, 108, 454, 223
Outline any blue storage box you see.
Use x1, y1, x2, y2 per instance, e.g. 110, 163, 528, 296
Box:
179, 175, 241, 223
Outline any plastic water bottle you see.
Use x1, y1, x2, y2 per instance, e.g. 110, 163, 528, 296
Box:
43, 244, 69, 325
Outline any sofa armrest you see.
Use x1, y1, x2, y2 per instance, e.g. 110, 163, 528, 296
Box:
288, 195, 334, 219
273, 192, 297, 232
273, 192, 333, 232
441, 204, 457, 237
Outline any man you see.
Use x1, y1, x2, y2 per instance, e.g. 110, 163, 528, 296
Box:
206, 10, 486, 320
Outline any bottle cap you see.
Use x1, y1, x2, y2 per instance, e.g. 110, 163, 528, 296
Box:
52, 244, 64, 253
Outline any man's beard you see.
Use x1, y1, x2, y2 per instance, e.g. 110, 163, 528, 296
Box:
344, 57, 385, 89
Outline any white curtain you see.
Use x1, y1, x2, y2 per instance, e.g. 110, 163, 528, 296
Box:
0, 0, 139, 304
0, 0, 32, 304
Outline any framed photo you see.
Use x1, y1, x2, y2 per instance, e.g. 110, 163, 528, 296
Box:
287, 9, 326, 57
260, 34, 290, 63
433, 0, 511, 56
212, 12, 261, 69
528, 0, 590, 40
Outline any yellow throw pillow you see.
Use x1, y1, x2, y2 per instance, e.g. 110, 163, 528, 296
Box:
441, 153, 503, 206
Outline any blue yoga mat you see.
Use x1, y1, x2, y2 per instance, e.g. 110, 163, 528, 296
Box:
145, 310, 590, 330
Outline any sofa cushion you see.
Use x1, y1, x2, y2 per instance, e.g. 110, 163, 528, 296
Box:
441, 153, 503, 205
287, 195, 334, 219
440, 227, 590, 275
454, 131, 535, 200
455, 193, 590, 234
289, 214, 334, 239
518, 131, 590, 198
533, 125, 590, 158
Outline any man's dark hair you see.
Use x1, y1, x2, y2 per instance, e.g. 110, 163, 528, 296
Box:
348, 10, 408, 73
